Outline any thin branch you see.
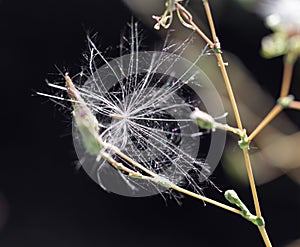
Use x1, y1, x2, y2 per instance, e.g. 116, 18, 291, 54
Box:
201, 0, 265, 216
280, 58, 295, 98
177, 5, 214, 48
202, 0, 217, 43
109, 146, 242, 215
171, 184, 242, 215
248, 104, 283, 142
242, 150, 261, 217
289, 100, 300, 110
215, 54, 244, 130
178, 2, 243, 130
258, 227, 273, 247
189, 1, 271, 245
106, 138, 242, 216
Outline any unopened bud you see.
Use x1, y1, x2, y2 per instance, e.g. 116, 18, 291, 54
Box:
65, 74, 103, 156
190, 108, 215, 130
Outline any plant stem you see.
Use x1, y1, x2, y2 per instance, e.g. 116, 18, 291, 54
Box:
112, 145, 157, 177
248, 104, 283, 142
197, 2, 243, 130
198, 2, 272, 245
202, 0, 217, 43
242, 150, 261, 217
179, 4, 243, 130
258, 227, 272, 247
289, 101, 300, 110
280, 58, 295, 98
110, 145, 242, 215
215, 54, 243, 130
214, 122, 244, 137
248, 57, 295, 141
177, 6, 214, 48
171, 184, 242, 215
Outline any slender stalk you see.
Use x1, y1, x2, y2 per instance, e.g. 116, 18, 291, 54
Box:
215, 54, 243, 130
289, 100, 300, 110
280, 59, 295, 98
202, 0, 217, 43
196, 2, 271, 246
258, 227, 272, 247
103, 150, 238, 214
178, 4, 243, 130
201, 0, 264, 210
248, 104, 283, 142
177, 6, 214, 48
249, 56, 295, 141
242, 150, 261, 217
200, 2, 243, 130
112, 149, 242, 215
109, 145, 242, 215
171, 184, 242, 215
215, 122, 244, 137
112, 146, 157, 177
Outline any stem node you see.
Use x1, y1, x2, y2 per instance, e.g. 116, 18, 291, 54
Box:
277, 95, 295, 108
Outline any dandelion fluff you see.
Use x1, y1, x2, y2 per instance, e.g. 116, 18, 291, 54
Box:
70, 24, 226, 197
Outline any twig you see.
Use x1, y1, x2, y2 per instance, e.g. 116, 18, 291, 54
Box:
246, 54, 296, 143
250, 55, 296, 141
171, 184, 242, 215
258, 227, 272, 247
202, 3, 273, 245
200, 0, 263, 211
112, 147, 242, 215
104, 142, 242, 215
248, 104, 283, 141
202, 0, 217, 43
249, 96, 295, 142
179, 1, 271, 245
242, 150, 261, 217
215, 54, 243, 130
289, 100, 300, 110
280, 57, 295, 98
177, 5, 214, 48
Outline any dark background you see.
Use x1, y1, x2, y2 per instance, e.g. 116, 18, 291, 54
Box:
0, 0, 299, 246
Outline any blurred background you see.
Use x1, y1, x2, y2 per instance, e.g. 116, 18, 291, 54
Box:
0, 0, 299, 246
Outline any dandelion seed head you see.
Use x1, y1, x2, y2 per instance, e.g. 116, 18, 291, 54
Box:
66, 23, 227, 198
